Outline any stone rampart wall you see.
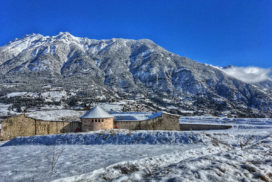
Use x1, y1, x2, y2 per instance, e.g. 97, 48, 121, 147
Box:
1, 115, 81, 140
115, 113, 180, 130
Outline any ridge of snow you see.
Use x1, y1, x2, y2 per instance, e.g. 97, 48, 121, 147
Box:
2, 130, 199, 146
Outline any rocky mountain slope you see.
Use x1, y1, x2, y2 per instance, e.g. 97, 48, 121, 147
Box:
0, 32, 271, 117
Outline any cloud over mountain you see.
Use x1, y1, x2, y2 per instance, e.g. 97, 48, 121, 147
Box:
222, 66, 272, 83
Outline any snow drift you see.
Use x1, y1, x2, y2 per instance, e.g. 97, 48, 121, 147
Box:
1, 130, 200, 146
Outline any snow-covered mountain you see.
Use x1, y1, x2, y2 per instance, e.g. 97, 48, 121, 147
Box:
0, 32, 271, 117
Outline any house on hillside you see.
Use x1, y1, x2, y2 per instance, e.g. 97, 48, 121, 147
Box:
0, 106, 180, 140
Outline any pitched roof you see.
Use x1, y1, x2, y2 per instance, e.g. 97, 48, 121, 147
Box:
80, 106, 113, 119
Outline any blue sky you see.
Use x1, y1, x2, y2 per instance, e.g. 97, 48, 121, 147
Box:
0, 0, 271, 68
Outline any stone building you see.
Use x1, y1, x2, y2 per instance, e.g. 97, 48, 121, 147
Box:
80, 106, 114, 131
1, 106, 180, 140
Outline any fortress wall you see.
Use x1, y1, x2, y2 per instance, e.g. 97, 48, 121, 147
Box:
1, 113, 180, 140
1, 114, 81, 140
114, 113, 180, 130
35, 120, 80, 135
1, 115, 35, 140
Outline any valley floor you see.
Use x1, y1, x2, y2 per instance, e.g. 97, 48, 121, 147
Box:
0, 121, 271, 182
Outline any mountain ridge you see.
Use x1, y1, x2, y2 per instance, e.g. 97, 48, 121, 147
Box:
0, 32, 271, 117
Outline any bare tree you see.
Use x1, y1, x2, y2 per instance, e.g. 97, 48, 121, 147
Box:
45, 144, 65, 174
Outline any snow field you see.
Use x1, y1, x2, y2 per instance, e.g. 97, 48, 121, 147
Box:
136, 133, 272, 182
53, 144, 218, 182
53, 130, 272, 182
0, 144, 190, 182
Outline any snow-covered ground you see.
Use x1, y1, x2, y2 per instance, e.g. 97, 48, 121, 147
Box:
0, 103, 15, 116
53, 129, 272, 182
41, 90, 67, 102
180, 116, 272, 126
0, 119, 272, 182
4, 89, 71, 101
0, 144, 192, 182
6, 92, 28, 98
99, 103, 123, 112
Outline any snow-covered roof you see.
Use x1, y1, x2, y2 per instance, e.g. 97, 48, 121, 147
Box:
80, 106, 113, 119
26, 110, 85, 122
110, 111, 162, 121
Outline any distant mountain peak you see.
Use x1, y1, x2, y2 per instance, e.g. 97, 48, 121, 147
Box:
57, 31, 72, 36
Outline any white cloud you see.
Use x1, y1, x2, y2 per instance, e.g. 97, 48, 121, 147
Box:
221, 66, 272, 83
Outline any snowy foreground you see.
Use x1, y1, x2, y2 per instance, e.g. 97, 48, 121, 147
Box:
1, 126, 272, 181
